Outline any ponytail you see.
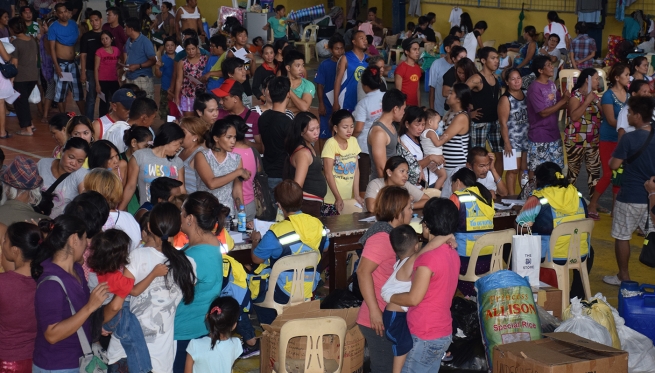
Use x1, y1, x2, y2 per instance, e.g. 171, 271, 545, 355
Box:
32, 215, 87, 279
473, 181, 493, 206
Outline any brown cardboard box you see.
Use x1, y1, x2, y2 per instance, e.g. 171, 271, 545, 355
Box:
260, 301, 365, 373
532, 286, 563, 319
493, 332, 628, 373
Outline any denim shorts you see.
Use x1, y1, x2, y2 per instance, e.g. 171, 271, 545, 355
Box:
382, 310, 413, 356
32, 365, 79, 373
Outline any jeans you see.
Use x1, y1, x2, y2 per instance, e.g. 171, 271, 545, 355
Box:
268, 177, 282, 203
236, 309, 256, 340
84, 70, 96, 121
359, 324, 394, 373
401, 334, 452, 373
32, 366, 78, 373
172, 339, 191, 373
103, 301, 152, 373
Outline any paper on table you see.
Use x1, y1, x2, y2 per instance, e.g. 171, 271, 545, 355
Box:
175, 45, 183, 53
326, 89, 334, 106
254, 219, 275, 234
98, 92, 106, 102
495, 204, 514, 210
5, 90, 19, 104
167, 115, 176, 122
358, 216, 377, 222
186, 75, 202, 85
503, 149, 518, 171
233, 47, 250, 63
60, 72, 74, 82
229, 231, 244, 244
501, 199, 525, 205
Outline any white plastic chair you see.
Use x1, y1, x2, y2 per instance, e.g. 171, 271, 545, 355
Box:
296, 24, 319, 64
253, 251, 320, 317
423, 188, 441, 198
557, 69, 581, 123
459, 229, 514, 284
274, 316, 348, 373
483, 40, 495, 48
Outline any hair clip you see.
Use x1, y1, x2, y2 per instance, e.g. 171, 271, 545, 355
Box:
49, 221, 55, 230
67, 112, 76, 118
555, 172, 564, 179
210, 306, 222, 315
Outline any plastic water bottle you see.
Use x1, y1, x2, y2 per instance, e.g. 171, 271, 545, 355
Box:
520, 171, 529, 187
237, 205, 247, 232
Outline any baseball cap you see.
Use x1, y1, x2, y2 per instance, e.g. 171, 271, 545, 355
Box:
211, 79, 245, 98
111, 88, 136, 110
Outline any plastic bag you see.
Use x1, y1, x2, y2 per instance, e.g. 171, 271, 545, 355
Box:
442, 335, 488, 372
563, 295, 621, 349
28, 85, 41, 104
537, 305, 561, 333
451, 297, 480, 338
320, 288, 362, 309
555, 297, 613, 346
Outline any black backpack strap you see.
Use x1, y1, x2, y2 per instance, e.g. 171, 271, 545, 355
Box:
626, 122, 655, 164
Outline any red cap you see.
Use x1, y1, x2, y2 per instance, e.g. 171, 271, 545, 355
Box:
211, 79, 244, 98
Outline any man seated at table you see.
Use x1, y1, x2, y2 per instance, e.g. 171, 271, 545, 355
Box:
441, 147, 508, 199
249, 179, 329, 324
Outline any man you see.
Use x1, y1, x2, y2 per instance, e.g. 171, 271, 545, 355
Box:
80, 10, 103, 120
221, 57, 252, 108
21, 6, 39, 38
430, 35, 459, 115
463, 20, 487, 62
213, 79, 263, 153
105, 96, 158, 153
259, 76, 293, 193
605, 96, 655, 285
441, 147, 508, 199
526, 56, 570, 176
48, 3, 85, 114
92, 88, 135, 140
467, 47, 503, 173
439, 26, 463, 54
395, 38, 421, 106
263, 5, 294, 42
441, 45, 467, 112
333, 30, 368, 113
134, 176, 184, 220
413, 15, 436, 44
544, 11, 569, 54
368, 89, 406, 181
123, 17, 156, 100
315, 35, 345, 143
284, 50, 315, 115
569, 22, 597, 70
539, 34, 563, 64
103, 7, 127, 53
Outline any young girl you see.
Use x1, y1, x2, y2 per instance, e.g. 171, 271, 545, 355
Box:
49, 113, 71, 158
175, 38, 208, 116
95, 31, 121, 118
120, 126, 154, 214
321, 109, 364, 216
420, 109, 448, 189
88, 140, 129, 187
66, 115, 95, 144
251, 44, 277, 104
184, 297, 242, 373
155, 37, 177, 120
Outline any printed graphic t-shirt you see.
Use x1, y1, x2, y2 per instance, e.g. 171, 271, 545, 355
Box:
395, 61, 422, 106
132, 148, 184, 204
321, 136, 361, 204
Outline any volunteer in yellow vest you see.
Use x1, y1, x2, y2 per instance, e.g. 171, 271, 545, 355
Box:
250, 179, 329, 324
515, 162, 593, 299
448, 167, 495, 296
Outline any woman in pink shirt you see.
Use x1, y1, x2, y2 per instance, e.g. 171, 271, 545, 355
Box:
95, 31, 121, 118
356, 185, 413, 373
391, 197, 460, 373
229, 115, 258, 225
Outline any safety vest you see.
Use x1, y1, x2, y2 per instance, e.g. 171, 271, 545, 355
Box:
533, 192, 589, 260
222, 254, 251, 312
453, 188, 495, 257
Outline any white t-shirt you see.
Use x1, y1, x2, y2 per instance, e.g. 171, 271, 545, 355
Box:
103, 211, 142, 252
107, 246, 197, 373
365, 178, 425, 204
357, 78, 387, 102
354, 89, 385, 154
380, 257, 411, 312
104, 121, 131, 154
401, 134, 438, 186
429, 58, 454, 116
420, 129, 443, 156
36, 159, 88, 218
543, 22, 569, 50
441, 166, 497, 199
463, 32, 478, 61
449, 7, 463, 28
186, 336, 242, 373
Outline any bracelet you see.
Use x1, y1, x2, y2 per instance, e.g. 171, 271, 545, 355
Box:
649, 192, 655, 198
495, 177, 502, 184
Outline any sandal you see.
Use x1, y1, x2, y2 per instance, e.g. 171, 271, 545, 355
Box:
15, 131, 33, 136
597, 206, 611, 214
0, 132, 12, 139
588, 212, 600, 221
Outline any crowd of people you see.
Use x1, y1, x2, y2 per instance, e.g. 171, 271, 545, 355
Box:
0, 2, 653, 373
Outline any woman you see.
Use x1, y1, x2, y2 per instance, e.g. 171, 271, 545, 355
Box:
514, 26, 538, 76
251, 44, 278, 104
356, 185, 413, 373
390, 197, 460, 372
455, 58, 479, 84
175, 38, 207, 117
365, 156, 429, 213
434, 83, 472, 173
498, 68, 528, 195
49, 114, 70, 158
83, 169, 141, 252
230, 115, 258, 223
66, 116, 95, 145
284, 112, 326, 218
252, 75, 294, 119
94, 31, 121, 118
0, 10, 9, 38
357, 56, 387, 102
515, 162, 593, 299
566, 68, 602, 218
616, 80, 651, 140
193, 92, 219, 129
37, 137, 90, 218
121, 126, 153, 214
630, 56, 653, 83
31, 215, 108, 372
107, 202, 196, 373
588, 63, 629, 216
195, 119, 249, 212
88, 140, 128, 187
173, 192, 225, 373
398, 106, 443, 187
120, 123, 186, 210
448, 167, 495, 296
460, 12, 473, 35
139, 3, 152, 39
179, 117, 208, 194
175, 0, 204, 41
9, 17, 38, 137
273, 39, 287, 65
0, 222, 42, 373
0, 39, 15, 138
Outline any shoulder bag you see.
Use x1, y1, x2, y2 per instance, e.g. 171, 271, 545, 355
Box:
251, 147, 277, 221
33, 172, 71, 216
612, 123, 655, 186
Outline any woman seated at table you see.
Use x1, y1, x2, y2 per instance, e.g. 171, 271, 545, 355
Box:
365, 156, 429, 213
515, 162, 592, 299
448, 167, 494, 296
249, 179, 329, 325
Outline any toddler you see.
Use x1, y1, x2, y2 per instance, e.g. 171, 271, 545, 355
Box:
496, 45, 512, 80
419, 109, 448, 189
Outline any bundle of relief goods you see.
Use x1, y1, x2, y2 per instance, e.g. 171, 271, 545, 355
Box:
555, 297, 612, 346
562, 296, 620, 348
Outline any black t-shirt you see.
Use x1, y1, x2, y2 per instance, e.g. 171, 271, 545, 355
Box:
422, 27, 437, 43
259, 110, 293, 178
80, 31, 103, 72
442, 66, 457, 111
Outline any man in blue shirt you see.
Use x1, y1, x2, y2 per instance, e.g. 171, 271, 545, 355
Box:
123, 17, 156, 100
315, 35, 345, 144
48, 3, 85, 114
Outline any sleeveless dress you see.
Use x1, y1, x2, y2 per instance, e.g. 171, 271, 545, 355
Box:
504, 90, 529, 152
442, 110, 470, 171
367, 121, 398, 181
197, 149, 241, 211
180, 55, 207, 112
182, 146, 205, 194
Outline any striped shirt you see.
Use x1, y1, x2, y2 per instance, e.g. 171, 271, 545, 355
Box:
442, 110, 470, 171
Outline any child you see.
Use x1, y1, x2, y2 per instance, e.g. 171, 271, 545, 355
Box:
496, 45, 512, 79
250, 36, 264, 56
400, 22, 415, 40
155, 36, 177, 120
202, 34, 228, 92
227, 25, 256, 103
185, 297, 243, 373
263, 5, 294, 42
366, 35, 380, 56
420, 109, 448, 189
314, 35, 345, 146
87, 229, 169, 373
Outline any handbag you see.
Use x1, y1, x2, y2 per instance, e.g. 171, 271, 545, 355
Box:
0, 60, 17, 79
612, 123, 655, 186
511, 224, 541, 287
37, 276, 108, 373
29, 85, 41, 104
33, 172, 70, 216
640, 210, 655, 267
251, 147, 277, 221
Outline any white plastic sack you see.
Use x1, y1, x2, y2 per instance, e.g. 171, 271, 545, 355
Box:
554, 297, 613, 346
315, 39, 331, 58
28, 85, 40, 104
511, 226, 541, 287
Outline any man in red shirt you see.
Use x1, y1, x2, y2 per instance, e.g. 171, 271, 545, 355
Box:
395, 38, 422, 106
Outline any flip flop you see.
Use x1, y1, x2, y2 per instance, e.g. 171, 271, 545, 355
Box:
15, 131, 33, 136
597, 206, 611, 214
588, 212, 600, 221
0, 133, 11, 139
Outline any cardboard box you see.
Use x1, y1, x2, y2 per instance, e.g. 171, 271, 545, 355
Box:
493, 332, 628, 373
260, 301, 365, 373
532, 286, 563, 319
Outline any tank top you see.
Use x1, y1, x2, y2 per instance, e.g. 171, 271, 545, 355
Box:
180, 6, 200, 19
98, 115, 116, 140
287, 146, 327, 201
442, 110, 470, 171
339, 50, 368, 111
503, 90, 529, 145
470, 72, 500, 123
182, 146, 204, 194
368, 121, 398, 181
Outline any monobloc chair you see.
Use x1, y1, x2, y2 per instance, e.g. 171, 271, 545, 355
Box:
557, 69, 581, 123
459, 229, 514, 284
423, 188, 441, 198
483, 40, 496, 47
540, 218, 594, 315
595, 67, 609, 96
296, 25, 319, 63
274, 316, 348, 373
253, 251, 320, 317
